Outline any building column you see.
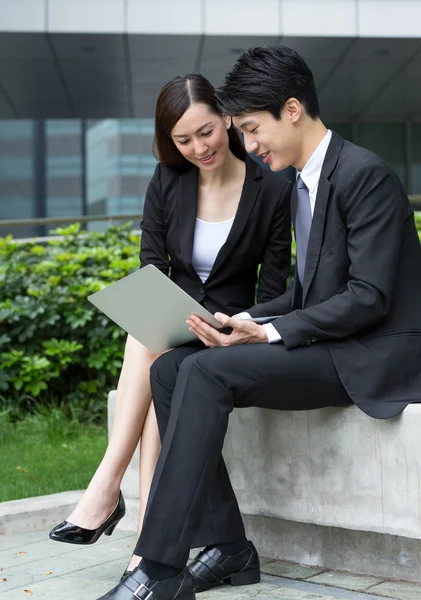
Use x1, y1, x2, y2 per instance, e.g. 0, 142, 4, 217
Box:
32, 120, 46, 237
81, 119, 88, 228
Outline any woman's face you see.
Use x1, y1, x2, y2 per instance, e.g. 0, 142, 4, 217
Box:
171, 102, 230, 171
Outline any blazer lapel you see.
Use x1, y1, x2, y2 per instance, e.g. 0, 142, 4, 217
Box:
302, 131, 344, 305
208, 156, 262, 280
291, 181, 298, 228
291, 181, 300, 302
178, 167, 201, 280
302, 175, 332, 304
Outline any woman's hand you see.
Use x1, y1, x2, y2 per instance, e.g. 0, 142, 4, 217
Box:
187, 312, 268, 348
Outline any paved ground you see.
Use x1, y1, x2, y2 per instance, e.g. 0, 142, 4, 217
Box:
1, 528, 420, 600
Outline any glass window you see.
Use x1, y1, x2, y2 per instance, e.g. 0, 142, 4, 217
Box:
86, 119, 157, 231
327, 123, 352, 141
0, 118, 160, 237
46, 120, 83, 222
357, 123, 406, 186
411, 123, 421, 197
0, 121, 35, 238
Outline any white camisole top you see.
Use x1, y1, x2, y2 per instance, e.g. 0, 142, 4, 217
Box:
191, 217, 234, 283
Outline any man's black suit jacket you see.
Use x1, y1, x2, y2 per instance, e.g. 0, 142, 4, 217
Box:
248, 132, 421, 419
140, 156, 292, 317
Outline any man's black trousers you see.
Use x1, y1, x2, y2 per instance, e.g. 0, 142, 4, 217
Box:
134, 341, 351, 567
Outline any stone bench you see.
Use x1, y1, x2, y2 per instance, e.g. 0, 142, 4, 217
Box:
108, 391, 421, 582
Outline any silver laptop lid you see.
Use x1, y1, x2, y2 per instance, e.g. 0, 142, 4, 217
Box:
88, 265, 222, 354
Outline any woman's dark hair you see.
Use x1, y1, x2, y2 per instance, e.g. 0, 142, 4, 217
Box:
216, 45, 320, 120
154, 73, 245, 171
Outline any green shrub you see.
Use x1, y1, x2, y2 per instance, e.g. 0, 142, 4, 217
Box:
0, 223, 139, 422
415, 212, 421, 242
1, 214, 420, 422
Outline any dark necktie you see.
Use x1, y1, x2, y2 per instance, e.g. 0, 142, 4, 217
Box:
295, 176, 312, 285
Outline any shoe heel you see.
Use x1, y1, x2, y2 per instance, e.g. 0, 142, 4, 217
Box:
104, 521, 119, 537
226, 567, 261, 586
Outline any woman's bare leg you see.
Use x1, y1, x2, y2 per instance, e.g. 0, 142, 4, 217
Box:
67, 335, 161, 530
138, 402, 161, 533
125, 402, 161, 572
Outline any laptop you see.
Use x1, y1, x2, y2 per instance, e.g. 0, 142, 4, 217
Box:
87, 265, 223, 354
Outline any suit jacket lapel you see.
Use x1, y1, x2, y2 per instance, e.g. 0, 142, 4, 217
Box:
208, 156, 262, 280
302, 131, 344, 305
178, 167, 201, 280
291, 181, 300, 301
291, 181, 298, 227
302, 175, 331, 304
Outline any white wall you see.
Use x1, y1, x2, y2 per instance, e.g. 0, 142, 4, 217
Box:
1, 0, 421, 38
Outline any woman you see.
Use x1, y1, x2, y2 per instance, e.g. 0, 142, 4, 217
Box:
49, 74, 292, 569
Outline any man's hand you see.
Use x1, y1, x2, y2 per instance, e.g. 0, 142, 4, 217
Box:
187, 312, 268, 348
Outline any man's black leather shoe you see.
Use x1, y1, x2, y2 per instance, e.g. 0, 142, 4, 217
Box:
97, 563, 195, 600
188, 540, 260, 592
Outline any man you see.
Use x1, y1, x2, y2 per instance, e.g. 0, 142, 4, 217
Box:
98, 46, 421, 600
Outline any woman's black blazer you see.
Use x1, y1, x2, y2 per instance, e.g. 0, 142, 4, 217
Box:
139, 155, 292, 317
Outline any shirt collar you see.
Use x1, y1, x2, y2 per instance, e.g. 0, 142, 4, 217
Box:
297, 129, 332, 194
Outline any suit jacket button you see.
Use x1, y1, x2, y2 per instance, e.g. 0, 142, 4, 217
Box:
200, 286, 205, 295
312, 336, 317, 343
306, 340, 311, 345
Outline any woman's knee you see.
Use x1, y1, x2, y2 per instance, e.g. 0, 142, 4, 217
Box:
123, 335, 163, 368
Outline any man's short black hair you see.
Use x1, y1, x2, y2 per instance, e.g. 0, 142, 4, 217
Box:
217, 45, 320, 120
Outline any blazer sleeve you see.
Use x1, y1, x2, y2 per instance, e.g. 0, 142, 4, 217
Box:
247, 280, 295, 318
256, 180, 292, 303
139, 163, 170, 276
273, 163, 405, 349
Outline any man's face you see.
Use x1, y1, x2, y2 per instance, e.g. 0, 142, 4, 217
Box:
233, 106, 300, 171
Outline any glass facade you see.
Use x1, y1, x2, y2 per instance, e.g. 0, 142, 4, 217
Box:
1, 119, 420, 238
46, 121, 83, 221
357, 123, 406, 184
86, 119, 156, 231
0, 121, 34, 238
0, 119, 157, 238
411, 123, 421, 198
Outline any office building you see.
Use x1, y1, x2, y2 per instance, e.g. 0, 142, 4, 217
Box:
1, 0, 420, 236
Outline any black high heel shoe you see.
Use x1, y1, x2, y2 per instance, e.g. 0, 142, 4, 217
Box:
49, 490, 125, 545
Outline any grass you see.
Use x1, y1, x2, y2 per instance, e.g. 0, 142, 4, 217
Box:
0, 408, 108, 502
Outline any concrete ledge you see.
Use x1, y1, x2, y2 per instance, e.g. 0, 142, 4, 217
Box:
223, 404, 421, 541
244, 514, 421, 584
108, 391, 421, 580
0, 490, 83, 535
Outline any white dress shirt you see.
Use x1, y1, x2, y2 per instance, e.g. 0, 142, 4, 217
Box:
237, 130, 332, 343
298, 129, 332, 217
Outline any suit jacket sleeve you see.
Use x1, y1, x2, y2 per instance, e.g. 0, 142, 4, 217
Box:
273, 163, 405, 349
139, 164, 170, 275
247, 280, 295, 318
256, 180, 292, 303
